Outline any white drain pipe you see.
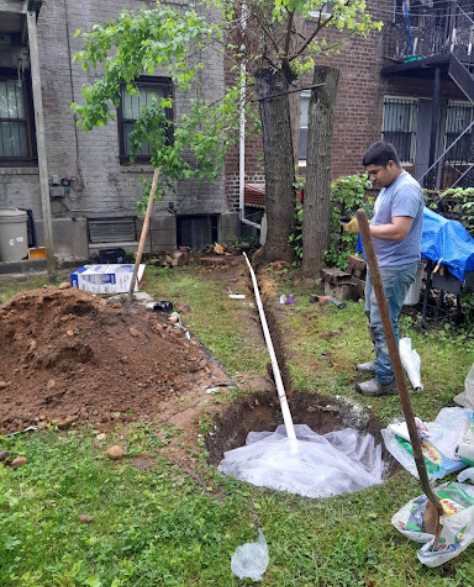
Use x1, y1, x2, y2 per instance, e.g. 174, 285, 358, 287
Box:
243, 253, 297, 441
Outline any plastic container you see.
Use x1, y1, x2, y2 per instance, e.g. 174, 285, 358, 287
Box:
404, 261, 425, 306
98, 248, 127, 264
0, 207, 28, 262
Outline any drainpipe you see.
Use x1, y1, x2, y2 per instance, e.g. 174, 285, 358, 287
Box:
244, 253, 296, 442
239, 1, 261, 231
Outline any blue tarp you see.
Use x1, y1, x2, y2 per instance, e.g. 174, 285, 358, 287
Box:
421, 208, 474, 281
356, 207, 474, 281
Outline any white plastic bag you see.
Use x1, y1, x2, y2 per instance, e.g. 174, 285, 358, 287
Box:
458, 467, 474, 484
392, 482, 474, 567
219, 424, 383, 498
382, 408, 471, 480
231, 529, 269, 581
454, 363, 474, 409
399, 337, 423, 391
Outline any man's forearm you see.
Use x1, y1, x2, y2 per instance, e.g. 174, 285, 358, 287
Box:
370, 223, 407, 242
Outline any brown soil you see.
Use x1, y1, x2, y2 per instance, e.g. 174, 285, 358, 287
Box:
0, 286, 233, 436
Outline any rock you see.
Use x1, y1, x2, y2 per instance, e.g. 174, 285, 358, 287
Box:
57, 415, 77, 430
37, 422, 48, 430
112, 303, 122, 309
120, 356, 129, 364
11, 456, 28, 468
39, 413, 47, 421
96, 433, 107, 441
107, 445, 124, 460
129, 327, 139, 337
59, 282, 72, 290
47, 379, 56, 391
78, 514, 93, 523
168, 316, 179, 324
0, 381, 10, 389
67, 330, 74, 337
0, 450, 10, 462
28, 340, 37, 353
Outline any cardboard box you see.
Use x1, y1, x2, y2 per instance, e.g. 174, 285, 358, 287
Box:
70, 264, 146, 294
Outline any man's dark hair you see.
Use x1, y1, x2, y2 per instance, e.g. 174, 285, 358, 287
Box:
363, 141, 401, 168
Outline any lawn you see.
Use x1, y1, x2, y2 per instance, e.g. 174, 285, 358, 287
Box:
1, 264, 474, 587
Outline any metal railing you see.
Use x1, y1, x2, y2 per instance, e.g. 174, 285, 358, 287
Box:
384, 2, 474, 66
418, 117, 474, 190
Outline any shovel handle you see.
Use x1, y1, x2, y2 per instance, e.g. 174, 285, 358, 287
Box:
357, 209, 442, 516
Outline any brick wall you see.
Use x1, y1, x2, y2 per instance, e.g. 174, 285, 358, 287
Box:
225, 0, 470, 206
0, 0, 229, 243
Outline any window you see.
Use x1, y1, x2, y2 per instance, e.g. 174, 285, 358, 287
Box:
382, 97, 418, 164
310, 2, 335, 18
445, 101, 474, 164
118, 78, 173, 163
0, 73, 35, 165
299, 90, 311, 162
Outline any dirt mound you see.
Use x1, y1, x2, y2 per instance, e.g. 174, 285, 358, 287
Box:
0, 287, 231, 434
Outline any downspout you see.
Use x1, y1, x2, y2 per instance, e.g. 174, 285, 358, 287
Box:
239, 0, 261, 231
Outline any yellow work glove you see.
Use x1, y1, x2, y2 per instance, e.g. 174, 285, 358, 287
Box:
339, 216, 360, 234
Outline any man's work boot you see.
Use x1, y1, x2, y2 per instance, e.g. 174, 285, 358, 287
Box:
356, 359, 376, 373
355, 379, 398, 397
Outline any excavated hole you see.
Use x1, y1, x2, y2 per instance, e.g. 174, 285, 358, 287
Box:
206, 389, 399, 479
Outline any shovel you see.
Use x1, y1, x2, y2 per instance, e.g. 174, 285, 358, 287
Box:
356, 209, 443, 545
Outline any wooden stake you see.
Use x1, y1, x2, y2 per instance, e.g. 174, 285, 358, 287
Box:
127, 168, 160, 304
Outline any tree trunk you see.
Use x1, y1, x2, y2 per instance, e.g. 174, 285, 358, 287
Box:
254, 67, 296, 265
302, 65, 340, 278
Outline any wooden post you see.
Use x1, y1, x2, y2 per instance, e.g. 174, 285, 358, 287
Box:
126, 168, 160, 304
27, 10, 56, 281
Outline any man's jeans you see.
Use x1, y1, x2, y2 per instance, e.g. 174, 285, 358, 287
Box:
364, 263, 418, 385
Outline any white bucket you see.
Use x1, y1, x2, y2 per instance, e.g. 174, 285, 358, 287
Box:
404, 261, 425, 306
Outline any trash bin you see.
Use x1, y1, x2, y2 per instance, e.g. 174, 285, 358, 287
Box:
0, 207, 28, 262
404, 261, 425, 306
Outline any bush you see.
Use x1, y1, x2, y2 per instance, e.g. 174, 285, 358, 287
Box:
290, 174, 373, 270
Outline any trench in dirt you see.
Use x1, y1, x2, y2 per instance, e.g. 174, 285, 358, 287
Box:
206, 274, 399, 479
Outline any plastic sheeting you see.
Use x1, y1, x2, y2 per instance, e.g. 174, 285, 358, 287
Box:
231, 529, 269, 581
356, 207, 474, 281
421, 208, 474, 281
219, 424, 384, 498
399, 337, 423, 390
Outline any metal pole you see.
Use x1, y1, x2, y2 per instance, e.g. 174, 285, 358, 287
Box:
27, 10, 56, 281
429, 67, 441, 190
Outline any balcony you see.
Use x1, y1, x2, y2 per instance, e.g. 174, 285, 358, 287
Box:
383, 1, 474, 76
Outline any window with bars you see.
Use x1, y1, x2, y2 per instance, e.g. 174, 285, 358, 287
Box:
0, 75, 35, 164
118, 78, 173, 163
445, 101, 474, 164
382, 98, 417, 164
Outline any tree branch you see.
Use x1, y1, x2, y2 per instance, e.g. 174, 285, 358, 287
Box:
252, 4, 281, 58
283, 10, 295, 58
289, 13, 335, 61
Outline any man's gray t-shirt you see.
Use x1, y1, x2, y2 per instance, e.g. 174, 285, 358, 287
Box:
371, 171, 424, 269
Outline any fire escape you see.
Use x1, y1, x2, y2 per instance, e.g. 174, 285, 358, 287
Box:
382, 1, 474, 190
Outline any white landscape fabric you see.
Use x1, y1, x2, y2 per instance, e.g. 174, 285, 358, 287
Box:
219, 424, 384, 498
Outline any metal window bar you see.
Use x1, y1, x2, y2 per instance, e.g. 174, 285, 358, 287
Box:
382, 98, 417, 163
0, 80, 28, 158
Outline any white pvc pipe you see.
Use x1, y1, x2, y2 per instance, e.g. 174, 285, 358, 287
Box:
243, 253, 297, 441
239, 2, 261, 231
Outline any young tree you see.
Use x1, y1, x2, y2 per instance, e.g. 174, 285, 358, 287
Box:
72, 1, 380, 264
226, 0, 381, 265
72, 5, 240, 209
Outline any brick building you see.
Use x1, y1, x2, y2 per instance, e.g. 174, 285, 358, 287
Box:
0, 0, 239, 262
2, 1, 474, 260
234, 0, 474, 223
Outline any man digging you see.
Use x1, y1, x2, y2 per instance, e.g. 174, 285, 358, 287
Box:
342, 141, 424, 397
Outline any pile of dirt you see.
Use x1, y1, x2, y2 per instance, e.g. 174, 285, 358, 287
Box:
0, 287, 232, 434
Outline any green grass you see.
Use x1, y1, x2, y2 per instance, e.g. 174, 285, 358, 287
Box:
1, 266, 474, 586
